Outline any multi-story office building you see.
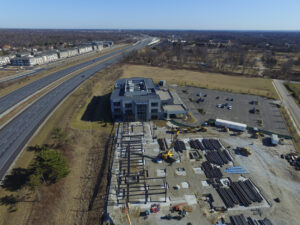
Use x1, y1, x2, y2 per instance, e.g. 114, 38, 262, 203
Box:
110, 77, 187, 121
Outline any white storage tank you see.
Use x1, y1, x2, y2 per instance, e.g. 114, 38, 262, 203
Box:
215, 118, 247, 131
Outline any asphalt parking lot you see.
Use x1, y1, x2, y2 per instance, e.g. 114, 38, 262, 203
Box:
175, 86, 289, 135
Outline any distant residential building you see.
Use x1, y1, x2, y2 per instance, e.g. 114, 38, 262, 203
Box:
103, 41, 114, 48
2, 45, 11, 51
8, 54, 16, 59
10, 57, 25, 66
78, 45, 93, 54
0, 56, 10, 66
16, 51, 31, 58
89, 41, 104, 51
11, 53, 53, 66
58, 48, 79, 59
39, 51, 59, 63
22, 56, 38, 66
33, 56, 44, 65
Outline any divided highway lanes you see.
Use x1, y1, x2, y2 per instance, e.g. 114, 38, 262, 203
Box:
0, 68, 45, 83
0, 38, 152, 179
0, 44, 136, 117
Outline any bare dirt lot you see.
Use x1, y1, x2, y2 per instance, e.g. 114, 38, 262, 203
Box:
222, 136, 300, 225
107, 121, 300, 225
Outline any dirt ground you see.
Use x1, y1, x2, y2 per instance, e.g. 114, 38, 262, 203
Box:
120, 64, 279, 99
222, 136, 300, 225
108, 121, 300, 224
0, 65, 123, 225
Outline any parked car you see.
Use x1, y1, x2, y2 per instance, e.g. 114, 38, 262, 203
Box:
197, 92, 202, 97
197, 98, 204, 103
216, 96, 220, 99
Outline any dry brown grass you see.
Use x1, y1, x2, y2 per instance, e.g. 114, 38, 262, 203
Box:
121, 64, 279, 99
284, 82, 300, 107
0, 70, 18, 78
0, 65, 123, 225
280, 106, 300, 154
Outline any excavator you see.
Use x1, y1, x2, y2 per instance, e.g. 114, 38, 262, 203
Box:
160, 129, 180, 163
236, 146, 252, 156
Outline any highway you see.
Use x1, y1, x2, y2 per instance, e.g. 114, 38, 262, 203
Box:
0, 38, 152, 179
273, 79, 300, 135
0, 44, 136, 117
0, 68, 45, 83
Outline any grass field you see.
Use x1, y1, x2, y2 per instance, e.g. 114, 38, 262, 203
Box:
284, 82, 300, 107
121, 64, 279, 99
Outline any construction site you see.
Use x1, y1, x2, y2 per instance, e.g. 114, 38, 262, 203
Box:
104, 118, 299, 225
102, 78, 300, 225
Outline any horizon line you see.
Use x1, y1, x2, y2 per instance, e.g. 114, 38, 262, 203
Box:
0, 27, 300, 32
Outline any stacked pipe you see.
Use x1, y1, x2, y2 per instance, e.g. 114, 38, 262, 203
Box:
205, 150, 229, 166
217, 180, 263, 208
230, 214, 249, 225
202, 161, 223, 178
202, 139, 214, 150
230, 215, 273, 225
210, 139, 222, 150
174, 140, 186, 152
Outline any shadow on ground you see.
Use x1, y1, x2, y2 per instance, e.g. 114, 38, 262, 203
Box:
1, 168, 31, 191
81, 93, 112, 123
262, 137, 272, 146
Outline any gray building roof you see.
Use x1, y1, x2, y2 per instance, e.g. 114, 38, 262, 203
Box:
111, 77, 160, 102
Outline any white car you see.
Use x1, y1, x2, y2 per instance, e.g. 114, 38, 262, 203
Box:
227, 106, 232, 110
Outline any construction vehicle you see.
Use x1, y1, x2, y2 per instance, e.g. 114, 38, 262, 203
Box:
198, 127, 208, 132
252, 132, 259, 139
171, 203, 193, 213
150, 203, 160, 213
159, 129, 179, 163
170, 127, 179, 134
236, 147, 252, 156
140, 209, 149, 219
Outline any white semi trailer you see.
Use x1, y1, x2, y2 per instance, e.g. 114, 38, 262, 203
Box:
215, 118, 247, 131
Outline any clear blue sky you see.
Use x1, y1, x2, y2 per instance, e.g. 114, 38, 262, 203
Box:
1, 0, 300, 30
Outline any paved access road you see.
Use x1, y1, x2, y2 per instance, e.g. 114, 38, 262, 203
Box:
273, 79, 300, 134
0, 38, 152, 179
0, 44, 136, 116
